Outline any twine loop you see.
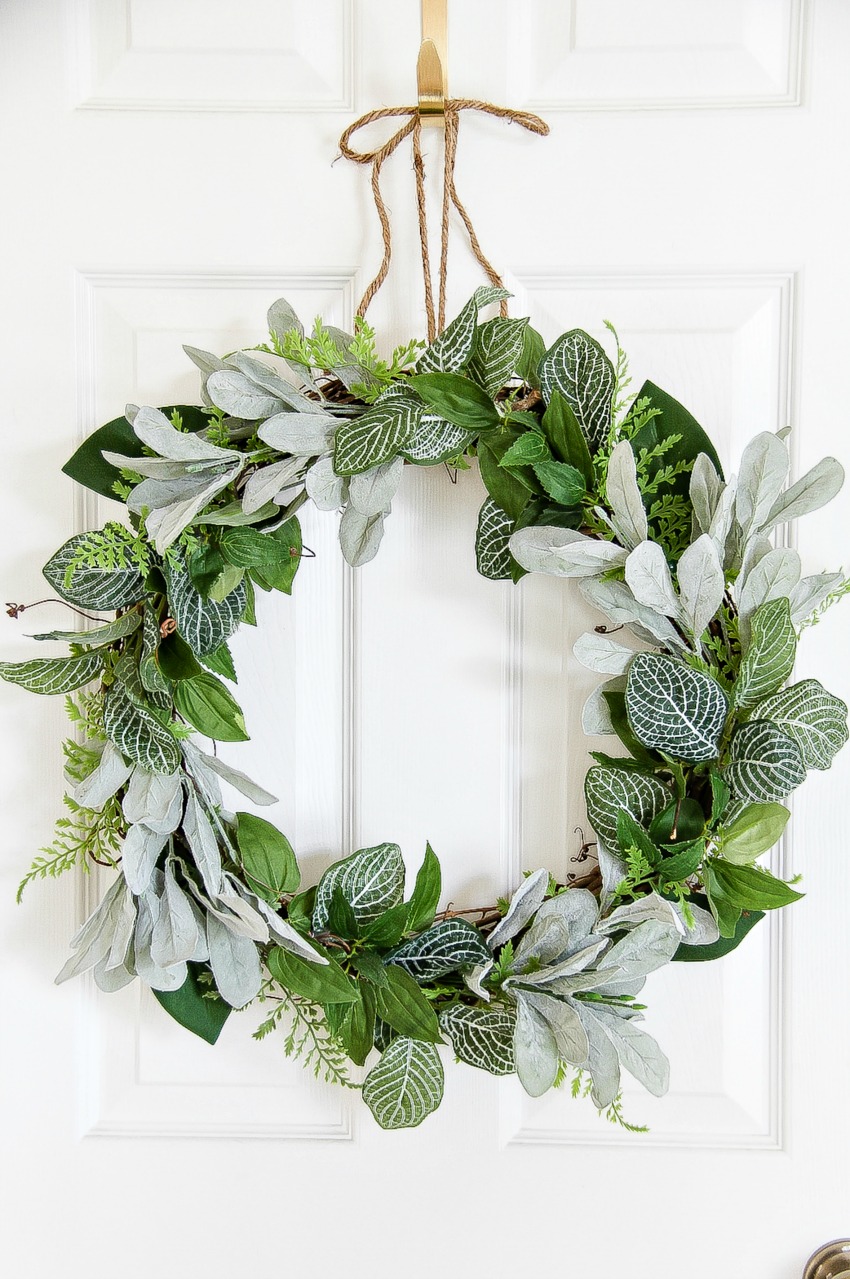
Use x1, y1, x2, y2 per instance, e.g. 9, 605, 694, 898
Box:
338, 99, 549, 342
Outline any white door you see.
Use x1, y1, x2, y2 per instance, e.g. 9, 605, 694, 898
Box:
1, 2, 848, 1276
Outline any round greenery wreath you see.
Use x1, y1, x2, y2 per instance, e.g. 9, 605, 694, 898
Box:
4, 287, 849, 1131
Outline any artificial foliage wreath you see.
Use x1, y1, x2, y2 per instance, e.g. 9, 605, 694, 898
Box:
4, 288, 849, 1130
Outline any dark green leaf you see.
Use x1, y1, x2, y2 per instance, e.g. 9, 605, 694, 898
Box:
656, 839, 704, 881
199, 641, 237, 683
405, 842, 442, 934
362, 902, 409, 948
616, 809, 661, 866
650, 799, 706, 845
62, 406, 212, 501
153, 962, 231, 1045
375, 965, 443, 1043
672, 896, 764, 962
350, 951, 390, 986
246, 519, 302, 595
187, 545, 229, 599
339, 984, 376, 1066
704, 865, 742, 938
173, 673, 249, 742
710, 771, 731, 825
327, 887, 359, 940
267, 947, 358, 1004
478, 432, 534, 522
630, 381, 724, 495
157, 633, 204, 681
533, 459, 587, 507
541, 392, 594, 486
236, 812, 299, 901
287, 887, 316, 936
517, 325, 545, 389
409, 373, 500, 432
499, 433, 551, 467
710, 860, 804, 910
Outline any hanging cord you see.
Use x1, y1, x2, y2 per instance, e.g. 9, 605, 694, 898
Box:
338, 99, 549, 342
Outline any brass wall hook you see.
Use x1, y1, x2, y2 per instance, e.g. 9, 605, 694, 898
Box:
417, 0, 447, 125
804, 1241, 850, 1279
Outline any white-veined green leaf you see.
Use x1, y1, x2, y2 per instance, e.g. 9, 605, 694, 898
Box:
475, 498, 513, 581
677, 533, 725, 639
388, 919, 490, 982
440, 1005, 515, 1075
103, 682, 181, 775
416, 286, 511, 374
140, 602, 169, 695
468, 316, 528, 396
363, 1037, 444, 1129
754, 679, 849, 770
400, 414, 472, 465
727, 720, 806, 803
30, 612, 141, 647
0, 651, 103, 696
43, 534, 145, 611
167, 556, 245, 657
733, 597, 796, 709
538, 330, 615, 451
584, 766, 670, 851
333, 395, 420, 476
626, 653, 728, 762
312, 843, 405, 932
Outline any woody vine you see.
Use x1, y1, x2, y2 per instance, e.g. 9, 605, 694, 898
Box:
3, 288, 848, 1129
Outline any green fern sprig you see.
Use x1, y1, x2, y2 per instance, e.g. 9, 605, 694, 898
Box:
17, 793, 123, 903
253, 986, 357, 1089
63, 522, 151, 590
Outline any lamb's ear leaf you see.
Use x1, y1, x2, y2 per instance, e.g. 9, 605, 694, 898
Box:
63, 407, 211, 501
153, 961, 232, 1045
629, 381, 724, 495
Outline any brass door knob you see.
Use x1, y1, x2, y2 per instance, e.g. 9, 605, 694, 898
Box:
805, 1241, 850, 1279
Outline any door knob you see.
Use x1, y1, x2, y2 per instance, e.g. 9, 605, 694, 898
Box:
804, 1241, 850, 1279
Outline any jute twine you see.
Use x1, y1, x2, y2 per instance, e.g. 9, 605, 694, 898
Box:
338, 100, 549, 342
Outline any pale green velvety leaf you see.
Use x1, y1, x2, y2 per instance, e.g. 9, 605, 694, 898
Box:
151, 860, 199, 967
440, 1004, 516, 1075
305, 456, 347, 511
257, 411, 337, 456
0, 651, 103, 696
677, 533, 725, 639
734, 431, 789, 534
74, 741, 134, 811
388, 919, 490, 983
762, 456, 845, 532
103, 682, 181, 775
586, 1004, 670, 1097
348, 456, 404, 518
538, 330, 615, 451
362, 1037, 444, 1129
513, 995, 560, 1097
338, 506, 385, 567
579, 578, 687, 651
475, 498, 513, 581
509, 526, 627, 578
206, 912, 262, 1008
487, 867, 549, 950
737, 547, 801, 626
584, 766, 670, 851
606, 441, 648, 548
43, 534, 145, 611
624, 540, 679, 617
690, 453, 723, 534
206, 370, 284, 420
573, 632, 635, 676
734, 597, 796, 709
313, 843, 405, 932
267, 296, 303, 340
727, 720, 807, 803
626, 653, 728, 762
754, 679, 849, 770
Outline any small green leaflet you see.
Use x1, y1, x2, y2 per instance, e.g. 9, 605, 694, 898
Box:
0, 652, 103, 696
616, 809, 661, 866
387, 919, 490, 983
375, 965, 443, 1043
538, 330, 615, 451
720, 802, 790, 865
475, 498, 513, 581
339, 984, 376, 1066
333, 393, 420, 476
626, 653, 728, 763
362, 1036, 444, 1130
468, 316, 528, 397
409, 373, 501, 432
710, 860, 804, 910
199, 642, 237, 683
533, 459, 587, 507
440, 1005, 516, 1075
167, 555, 246, 657
236, 812, 299, 901
30, 612, 141, 648
312, 843, 405, 932
733, 598, 797, 709
218, 525, 296, 569
755, 679, 849, 770
43, 533, 145, 611
416, 285, 510, 374
584, 765, 670, 851
172, 673, 249, 742
499, 433, 550, 467
267, 947, 357, 1004
400, 414, 473, 465
103, 682, 181, 775
726, 720, 807, 803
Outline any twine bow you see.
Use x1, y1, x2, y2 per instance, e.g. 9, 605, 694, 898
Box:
338, 100, 549, 342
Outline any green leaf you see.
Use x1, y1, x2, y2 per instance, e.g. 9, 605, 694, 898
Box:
207, 565, 244, 602
533, 459, 587, 507
153, 962, 231, 1045
246, 519, 302, 595
43, 533, 145, 611
468, 316, 528, 396
326, 886, 359, 940
499, 433, 551, 467
734, 598, 797, 709
754, 679, 849, 771
267, 946, 358, 1004
672, 897, 764, 962
362, 1037, 444, 1129
720, 803, 790, 865
650, 798, 706, 845
727, 720, 806, 803
102, 681, 181, 774
333, 393, 420, 476
538, 330, 615, 451
440, 1005, 515, 1075
199, 641, 237, 683
30, 612, 142, 648
351, 951, 390, 985
703, 865, 742, 938
517, 325, 545, 389
173, 673, 249, 742
167, 554, 246, 657
615, 809, 661, 867
157, 633, 204, 681
219, 525, 293, 569
710, 859, 804, 910
388, 919, 490, 983
710, 771, 731, 824
374, 965, 443, 1043
405, 843, 442, 934
584, 765, 670, 851
477, 432, 534, 522
475, 498, 514, 581
541, 392, 594, 485
656, 839, 704, 881
0, 652, 103, 696
63, 406, 212, 501
312, 843, 405, 932
626, 653, 728, 763
410, 373, 500, 433
339, 983, 376, 1066
362, 902, 410, 949
630, 381, 724, 494
287, 886, 316, 936
236, 813, 299, 901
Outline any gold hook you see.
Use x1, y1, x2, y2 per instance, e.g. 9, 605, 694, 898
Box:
417, 0, 447, 125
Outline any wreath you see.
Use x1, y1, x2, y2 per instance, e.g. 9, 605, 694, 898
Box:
4, 288, 848, 1131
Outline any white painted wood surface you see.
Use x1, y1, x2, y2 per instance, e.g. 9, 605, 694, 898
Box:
1, 2, 848, 1276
